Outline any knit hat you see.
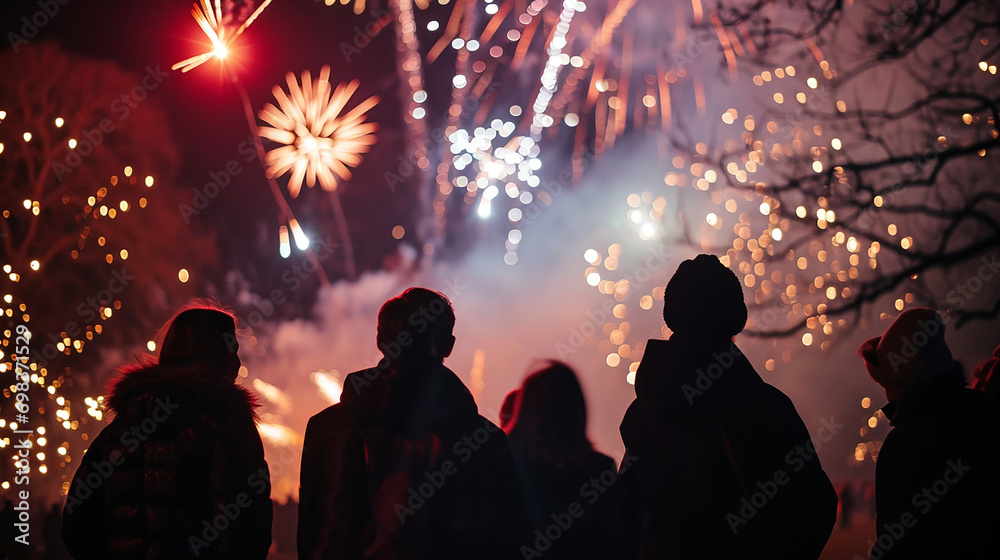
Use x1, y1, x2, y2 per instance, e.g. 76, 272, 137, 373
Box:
857, 308, 954, 394
663, 254, 747, 339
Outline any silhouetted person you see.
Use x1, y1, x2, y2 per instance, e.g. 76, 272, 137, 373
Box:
859, 307, 1000, 559
972, 343, 1000, 403
505, 361, 621, 559
43, 503, 69, 559
499, 389, 519, 432
298, 287, 527, 560
0, 499, 19, 556
618, 254, 837, 559
273, 499, 299, 554
62, 306, 272, 559
861, 480, 877, 519
837, 481, 856, 529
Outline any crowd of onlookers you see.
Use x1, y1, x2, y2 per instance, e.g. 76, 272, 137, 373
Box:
4, 254, 997, 559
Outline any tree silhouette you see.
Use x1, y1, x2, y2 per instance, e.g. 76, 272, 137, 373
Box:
0, 42, 217, 375
683, 0, 1000, 340
0, 42, 224, 504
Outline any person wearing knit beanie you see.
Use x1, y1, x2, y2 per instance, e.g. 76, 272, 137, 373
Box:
618, 254, 837, 559
662, 253, 748, 339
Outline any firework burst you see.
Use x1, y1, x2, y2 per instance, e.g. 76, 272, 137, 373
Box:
258, 67, 380, 198
172, 0, 273, 73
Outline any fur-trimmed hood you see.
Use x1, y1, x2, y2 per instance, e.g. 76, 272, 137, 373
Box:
106, 363, 259, 420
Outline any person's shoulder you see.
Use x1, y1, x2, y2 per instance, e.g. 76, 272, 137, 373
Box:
429, 364, 479, 416
340, 366, 389, 402
632, 339, 674, 388
735, 380, 812, 435
441, 364, 476, 395
957, 386, 1000, 413
307, 402, 345, 427
951, 387, 1000, 434
619, 397, 651, 442
587, 449, 618, 471
620, 397, 644, 423
306, 366, 388, 427
639, 338, 671, 361
755, 380, 796, 407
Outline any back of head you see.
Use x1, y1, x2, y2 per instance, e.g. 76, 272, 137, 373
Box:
509, 361, 592, 467
158, 307, 239, 379
377, 287, 456, 362
857, 307, 959, 396
663, 254, 747, 340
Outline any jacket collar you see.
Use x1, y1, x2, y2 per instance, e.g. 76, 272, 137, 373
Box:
107, 363, 259, 419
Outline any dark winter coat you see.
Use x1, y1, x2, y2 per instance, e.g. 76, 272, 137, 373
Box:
618, 336, 837, 559
872, 381, 1000, 560
298, 358, 528, 560
62, 365, 272, 560
508, 445, 622, 560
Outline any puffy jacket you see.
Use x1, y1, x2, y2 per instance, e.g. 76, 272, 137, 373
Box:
62, 364, 272, 559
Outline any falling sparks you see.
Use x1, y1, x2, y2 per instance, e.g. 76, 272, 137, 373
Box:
172, 0, 273, 73
448, 120, 541, 262
278, 225, 291, 258
252, 378, 293, 411
257, 422, 301, 446
258, 68, 380, 198
580, 192, 672, 379
528, 0, 579, 139
311, 371, 344, 405
288, 218, 310, 250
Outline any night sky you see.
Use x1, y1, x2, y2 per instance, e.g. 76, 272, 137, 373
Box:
4, 0, 440, 283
